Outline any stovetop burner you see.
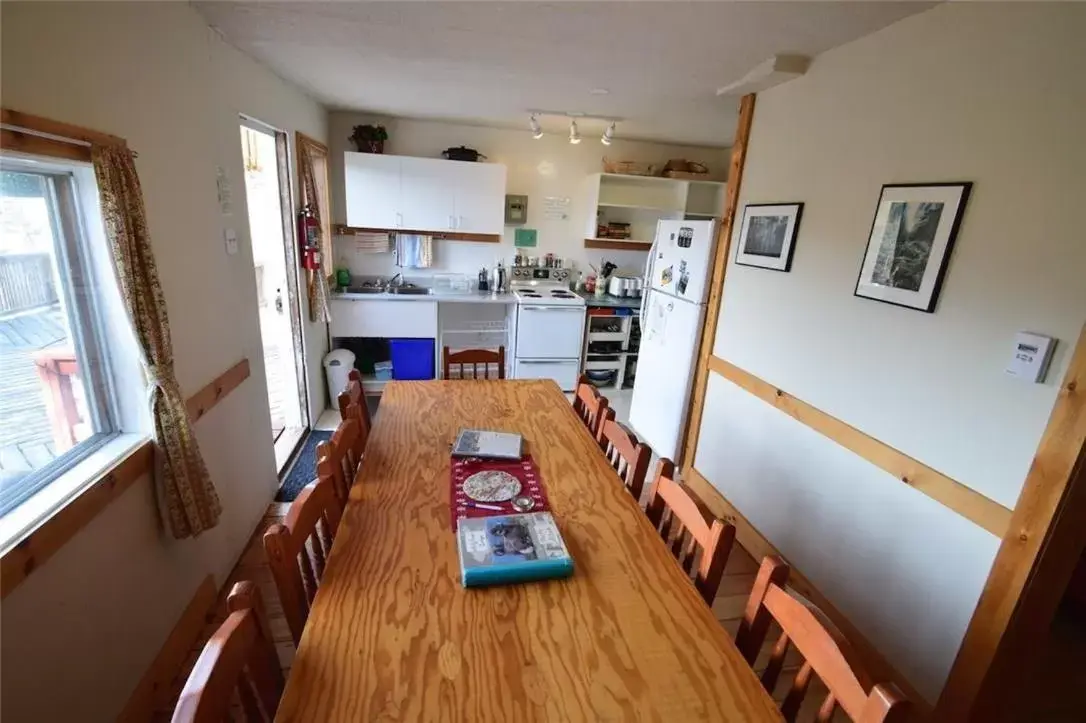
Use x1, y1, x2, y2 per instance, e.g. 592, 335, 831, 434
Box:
550, 291, 576, 298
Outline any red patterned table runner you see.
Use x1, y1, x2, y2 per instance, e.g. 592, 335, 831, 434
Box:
450, 455, 551, 530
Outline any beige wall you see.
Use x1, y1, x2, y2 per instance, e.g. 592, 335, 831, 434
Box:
327, 113, 730, 279
696, 2, 1086, 701
0, 3, 326, 720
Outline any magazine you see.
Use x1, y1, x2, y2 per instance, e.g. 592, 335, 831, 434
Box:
451, 429, 524, 460
456, 512, 574, 588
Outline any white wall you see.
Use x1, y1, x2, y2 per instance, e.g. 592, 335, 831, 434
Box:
0, 3, 326, 720
327, 113, 729, 278
696, 2, 1086, 703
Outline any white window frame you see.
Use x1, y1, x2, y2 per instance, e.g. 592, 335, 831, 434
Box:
0, 153, 146, 527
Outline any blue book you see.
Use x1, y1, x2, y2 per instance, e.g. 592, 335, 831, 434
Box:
457, 512, 574, 588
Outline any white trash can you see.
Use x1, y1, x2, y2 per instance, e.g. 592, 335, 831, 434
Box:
324, 349, 356, 410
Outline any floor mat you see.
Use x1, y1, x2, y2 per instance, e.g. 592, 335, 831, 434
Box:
276, 430, 333, 502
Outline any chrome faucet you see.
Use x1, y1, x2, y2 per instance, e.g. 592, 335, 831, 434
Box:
387, 273, 403, 289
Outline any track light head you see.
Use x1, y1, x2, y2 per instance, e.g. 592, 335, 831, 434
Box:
569, 120, 582, 144
601, 122, 616, 146
529, 114, 543, 139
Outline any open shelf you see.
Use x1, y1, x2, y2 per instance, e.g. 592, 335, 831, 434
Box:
585, 238, 652, 251
597, 202, 685, 213
332, 224, 500, 244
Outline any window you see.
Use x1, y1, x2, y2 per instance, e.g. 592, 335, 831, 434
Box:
0, 158, 128, 517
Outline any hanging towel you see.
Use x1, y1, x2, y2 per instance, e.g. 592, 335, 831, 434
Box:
394, 234, 433, 268
352, 231, 392, 254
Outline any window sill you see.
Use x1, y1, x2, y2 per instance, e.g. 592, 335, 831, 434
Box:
0, 434, 151, 555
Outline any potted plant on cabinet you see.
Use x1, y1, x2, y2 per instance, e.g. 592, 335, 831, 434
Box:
350, 124, 388, 153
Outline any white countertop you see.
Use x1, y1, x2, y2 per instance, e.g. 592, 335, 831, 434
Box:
331, 290, 516, 304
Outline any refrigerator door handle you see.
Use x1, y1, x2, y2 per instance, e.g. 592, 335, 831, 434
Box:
640, 236, 658, 331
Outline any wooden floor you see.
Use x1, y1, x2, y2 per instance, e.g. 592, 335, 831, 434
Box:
154, 496, 855, 721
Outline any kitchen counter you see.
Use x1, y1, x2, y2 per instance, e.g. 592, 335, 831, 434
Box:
576, 290, 642, 309
332, 289, 515, 304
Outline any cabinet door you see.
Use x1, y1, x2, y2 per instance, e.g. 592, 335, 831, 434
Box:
398, 156, 457, 233
453, 162, 507, 235
344, 152, 401, 229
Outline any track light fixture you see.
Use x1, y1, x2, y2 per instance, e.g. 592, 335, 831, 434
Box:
529, 114, 543, 139
601, 122, 616, 146
569, 120, 582, 144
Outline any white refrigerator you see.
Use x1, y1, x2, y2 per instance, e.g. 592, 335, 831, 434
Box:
628, 219, 717, 462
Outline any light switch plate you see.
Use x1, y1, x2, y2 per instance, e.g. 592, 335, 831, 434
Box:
1005, 331, 1055, 383
224, 228, 238, 255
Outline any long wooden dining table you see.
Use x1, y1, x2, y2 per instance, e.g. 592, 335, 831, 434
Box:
275, 380, 782, 721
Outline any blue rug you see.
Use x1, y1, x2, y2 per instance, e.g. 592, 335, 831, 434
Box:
276, 430, 333, 502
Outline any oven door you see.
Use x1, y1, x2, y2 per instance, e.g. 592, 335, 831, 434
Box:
515, 305, 585, 359
513, 358, 580, 392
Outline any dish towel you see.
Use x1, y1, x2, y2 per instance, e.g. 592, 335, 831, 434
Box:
352, 231, 391, 253
395, 233, 433, 268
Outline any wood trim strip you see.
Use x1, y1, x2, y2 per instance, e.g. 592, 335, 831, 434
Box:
1, 128, 92, 162
186, 358, 250, 423
116, 574, 218, 723
935, 324, 1086, 721
1, 108, 127, 147
681, 93, 756, 467
332, 223, 500, 244
584, 238, 653, 251
0, 358, 251, 599
684, 466, 931, 718
707, 355, 1012, 537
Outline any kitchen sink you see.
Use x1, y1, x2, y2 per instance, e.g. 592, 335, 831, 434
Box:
389, 286, 433, 295
344, 286, 386, 294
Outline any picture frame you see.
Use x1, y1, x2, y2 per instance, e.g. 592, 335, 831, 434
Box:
734, 203, 804, 272
854, 182, 972, 313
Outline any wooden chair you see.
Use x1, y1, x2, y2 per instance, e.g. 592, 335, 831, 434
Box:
735, 556, 911, 723
263, 476, 343, 647
442, 346, 505, 380
315, 411, 365, 504
337, 369, 372, 435
644, 459, 735, 605
598, 412, 651, 500
572, 375, 610, 440
171, 581, 283, 723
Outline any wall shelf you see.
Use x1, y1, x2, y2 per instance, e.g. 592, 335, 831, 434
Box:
584, 238, 652, 251
333, 224, 500, 244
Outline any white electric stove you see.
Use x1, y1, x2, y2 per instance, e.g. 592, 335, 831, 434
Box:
510, 268, 585, 392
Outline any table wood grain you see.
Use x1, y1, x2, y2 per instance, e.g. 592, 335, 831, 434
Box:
275, 380, 782, 722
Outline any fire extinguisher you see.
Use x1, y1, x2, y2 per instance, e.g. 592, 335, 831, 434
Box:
298, 204, 321, 271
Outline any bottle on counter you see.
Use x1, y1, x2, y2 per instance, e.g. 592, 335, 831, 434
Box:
478, 267, 489, 292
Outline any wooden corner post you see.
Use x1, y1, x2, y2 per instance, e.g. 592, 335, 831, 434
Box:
680, 93, 756, 469
935, 324, 1086, 721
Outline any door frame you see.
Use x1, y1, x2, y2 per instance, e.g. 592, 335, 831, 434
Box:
240, 114, 311, 470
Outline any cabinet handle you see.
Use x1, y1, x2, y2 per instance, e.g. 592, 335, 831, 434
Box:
458, 215, 465, 229
449, 215, 456, 229
397, 212, 403, 227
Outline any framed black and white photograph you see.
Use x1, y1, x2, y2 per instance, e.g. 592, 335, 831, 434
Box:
855, 182, 972, 312
735, 203, 804, 272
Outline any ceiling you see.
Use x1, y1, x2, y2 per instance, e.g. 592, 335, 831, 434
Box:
195, 1, 934, 148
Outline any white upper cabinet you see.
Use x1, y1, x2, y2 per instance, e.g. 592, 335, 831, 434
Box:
345, 152, 402, 229
452, 161, 507, 234
344, 152, 507, 235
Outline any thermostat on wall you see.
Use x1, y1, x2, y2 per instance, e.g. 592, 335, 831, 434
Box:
1005, 331, 1055, 383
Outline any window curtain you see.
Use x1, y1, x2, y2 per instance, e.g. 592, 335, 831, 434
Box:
92, 145, 221, 538
297, 137, 332, 323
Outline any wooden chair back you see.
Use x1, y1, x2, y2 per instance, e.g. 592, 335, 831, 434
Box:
598, 414, 651, 500
171, 581, 283, 723
316, 413, 365, 504
735, 556, 911, 723
263, 476, 343, 647
572, 375, 610, 440
337, 369, 372, 434
443, 346, 505, 380
644, 459, 735, 605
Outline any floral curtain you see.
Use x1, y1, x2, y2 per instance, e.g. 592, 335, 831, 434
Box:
297, 138, 332, 323
92, 144, 221, 538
